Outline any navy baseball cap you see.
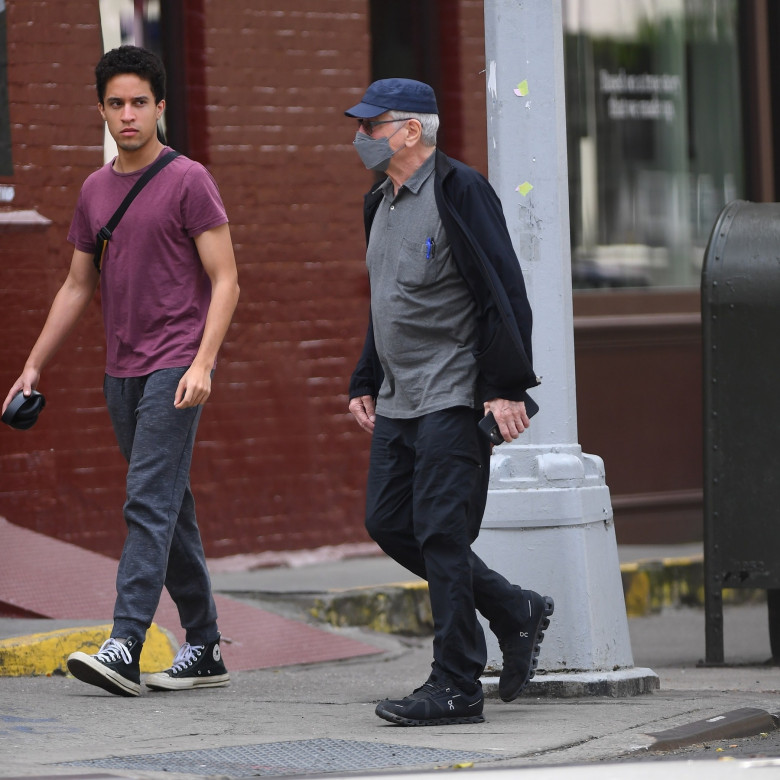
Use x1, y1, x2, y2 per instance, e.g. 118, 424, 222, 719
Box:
345, 78, 439, 118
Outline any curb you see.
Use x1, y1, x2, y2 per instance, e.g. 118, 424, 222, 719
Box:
308, 582, 433, 635
0, 622, 176, 677
620, 554, 765, 617
646, 707, 779, 751
295, 554, 766, 635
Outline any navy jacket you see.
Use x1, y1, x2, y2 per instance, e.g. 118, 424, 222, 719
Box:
349, 149, 539, 407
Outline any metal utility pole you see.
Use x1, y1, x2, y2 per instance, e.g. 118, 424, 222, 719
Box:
476, 0, 657, 693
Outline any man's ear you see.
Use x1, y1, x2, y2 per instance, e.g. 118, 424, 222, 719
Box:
98, 102, 106, 121
404, 118, 423, 147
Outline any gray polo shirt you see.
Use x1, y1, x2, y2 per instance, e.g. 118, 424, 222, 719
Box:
366, 152, 478, 419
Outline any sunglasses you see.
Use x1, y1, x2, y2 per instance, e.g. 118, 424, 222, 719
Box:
356, 117, 414, 136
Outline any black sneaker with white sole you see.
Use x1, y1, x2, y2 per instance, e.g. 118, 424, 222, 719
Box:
66, 637, 142, 697
145, 636, 229, 691
498, 590, 554, 702
375, 678, 484, 726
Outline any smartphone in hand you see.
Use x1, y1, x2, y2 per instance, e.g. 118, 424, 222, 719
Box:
478, 411, 504, 445
478, 396, 539, 446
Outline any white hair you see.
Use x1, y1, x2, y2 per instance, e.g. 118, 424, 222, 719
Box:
389, 110, 439, 146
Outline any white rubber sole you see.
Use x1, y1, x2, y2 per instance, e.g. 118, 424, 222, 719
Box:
66, 651, 141, 697
145, 672, 230, 691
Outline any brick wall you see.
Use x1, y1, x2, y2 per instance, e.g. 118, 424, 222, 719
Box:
459, 0, 488, 174
194, 0, 375, 556
0, 0, 491, 560
0, 1, 122, 552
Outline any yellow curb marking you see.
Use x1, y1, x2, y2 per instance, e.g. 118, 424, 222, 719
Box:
623, 571, 652, 618
326, 580, 427, 594
0, 623, 176, 677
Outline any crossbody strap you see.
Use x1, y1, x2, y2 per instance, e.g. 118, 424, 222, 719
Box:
93, 150, 181, 272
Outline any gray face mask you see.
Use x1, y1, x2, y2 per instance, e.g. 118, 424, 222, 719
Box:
353, 130, 400, 172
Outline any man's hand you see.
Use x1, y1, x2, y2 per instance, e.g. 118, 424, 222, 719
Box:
3, 368, 41, 415
484, 398, 531, 443
349, 394, 376, 434
174, 365, 212, 409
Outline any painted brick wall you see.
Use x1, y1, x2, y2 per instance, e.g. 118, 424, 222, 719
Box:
0, 0, 492, 560
0, 1, 122, 553
192, 0, 376, 556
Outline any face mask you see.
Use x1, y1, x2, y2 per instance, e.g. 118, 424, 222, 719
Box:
353, 127, 404, 172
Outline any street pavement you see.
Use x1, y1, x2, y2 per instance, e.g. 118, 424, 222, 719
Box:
0, 545, 779, 779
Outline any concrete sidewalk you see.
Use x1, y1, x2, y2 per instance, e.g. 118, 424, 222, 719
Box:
1, 540, 779, 779
206, 542, 713, 631
0, 540, 767, 677
0, 602, 778, 779
1, 540, 712, 675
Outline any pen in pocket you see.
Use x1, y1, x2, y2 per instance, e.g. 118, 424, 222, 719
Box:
425, 237, 436, 259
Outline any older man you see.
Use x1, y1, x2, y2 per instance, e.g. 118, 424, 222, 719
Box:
346, 78, 554, 726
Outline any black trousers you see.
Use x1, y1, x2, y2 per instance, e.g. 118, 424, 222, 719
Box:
365, 406, 524, 690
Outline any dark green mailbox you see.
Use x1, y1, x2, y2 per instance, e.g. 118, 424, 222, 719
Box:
702, 200, 780, 665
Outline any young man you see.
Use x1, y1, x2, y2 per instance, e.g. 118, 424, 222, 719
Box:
346, 79, 554, 725
2, 46, 240, 696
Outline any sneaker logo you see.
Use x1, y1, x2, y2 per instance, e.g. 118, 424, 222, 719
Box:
213, 645, 221, 662
518, 631, 529, 638
448, 699, 455, 711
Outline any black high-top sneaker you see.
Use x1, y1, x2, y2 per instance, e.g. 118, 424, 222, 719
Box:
145, 636, 229, 691
67, 637, 142, 697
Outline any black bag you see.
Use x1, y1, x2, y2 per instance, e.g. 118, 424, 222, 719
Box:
93, 150, 180, 272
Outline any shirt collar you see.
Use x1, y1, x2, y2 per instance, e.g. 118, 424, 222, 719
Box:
403, 151, 436, 194
377, 150, 437, 199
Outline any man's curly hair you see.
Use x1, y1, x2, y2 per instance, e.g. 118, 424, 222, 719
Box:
95, 45, 166, 105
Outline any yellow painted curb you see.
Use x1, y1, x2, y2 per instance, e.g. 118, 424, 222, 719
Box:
0, 623, 176, 677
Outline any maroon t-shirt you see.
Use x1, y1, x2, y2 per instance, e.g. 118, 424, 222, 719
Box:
68, 148, 228, 377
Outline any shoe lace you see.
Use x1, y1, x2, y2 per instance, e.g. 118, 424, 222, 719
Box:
170, 642, 204, 673
95, 637, 132, 665
412, 679, 447, 696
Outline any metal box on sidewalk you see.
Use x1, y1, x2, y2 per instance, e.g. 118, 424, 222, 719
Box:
701, 200, 780, 664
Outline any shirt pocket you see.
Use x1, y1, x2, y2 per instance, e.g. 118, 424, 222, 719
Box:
396, 236, 444, 289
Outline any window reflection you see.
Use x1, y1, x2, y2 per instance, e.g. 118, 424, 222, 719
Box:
98, 0, 162, 162
562, 0, 743, 289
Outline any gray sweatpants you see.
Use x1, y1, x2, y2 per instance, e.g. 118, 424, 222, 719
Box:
104, 367, 219, 646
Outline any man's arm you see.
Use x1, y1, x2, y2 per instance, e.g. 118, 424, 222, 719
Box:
2, 249, 98, 414
174, 223, 240, 409
348, 306, 383, 434
459, 174, 534, 361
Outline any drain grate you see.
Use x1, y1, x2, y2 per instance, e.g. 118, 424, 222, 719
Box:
60, 737, 494, 777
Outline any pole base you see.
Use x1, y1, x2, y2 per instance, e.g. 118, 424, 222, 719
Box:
482, 667, 660, 698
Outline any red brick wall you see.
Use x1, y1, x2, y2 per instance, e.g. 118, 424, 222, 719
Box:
0, 1, 122, 553
459, 1, 488, 174
0, 0, 491, 560
194, 0, 375, 556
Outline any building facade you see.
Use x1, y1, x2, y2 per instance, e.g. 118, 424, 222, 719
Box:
0, 0, 777, 559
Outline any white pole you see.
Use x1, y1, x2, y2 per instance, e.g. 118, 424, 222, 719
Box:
476, 0, 656, 692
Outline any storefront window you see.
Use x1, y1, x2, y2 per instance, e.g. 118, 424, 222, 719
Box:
98, 0, 162, 162
562, 0, 743, 289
